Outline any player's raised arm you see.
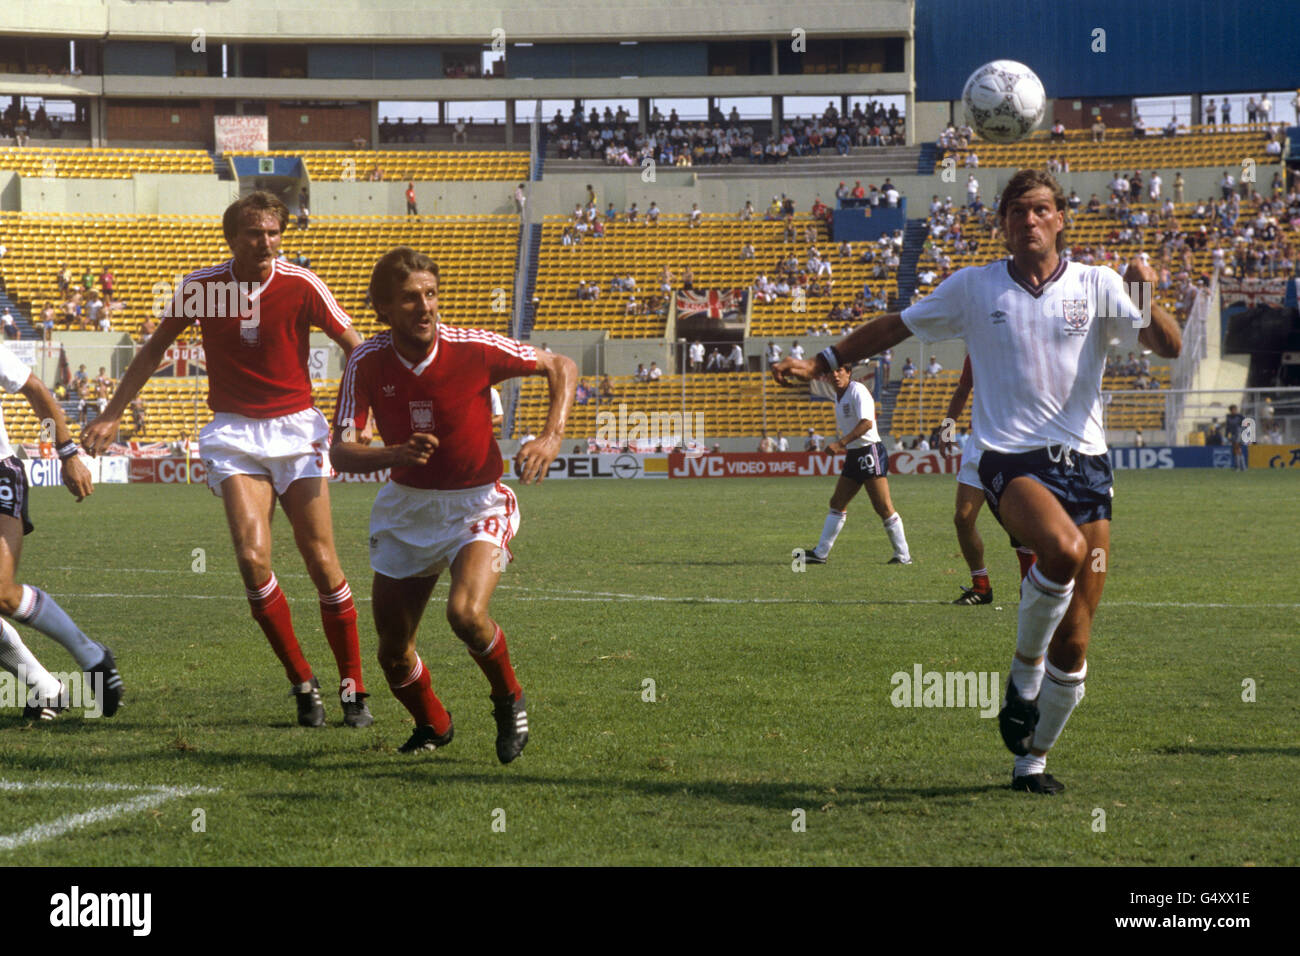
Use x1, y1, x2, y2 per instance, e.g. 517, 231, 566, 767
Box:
20, 373, 92, 501
772, 312, 913, 385
1124, 258, 1182, 358
82, 316, 187, 455
515, 349, 576, 484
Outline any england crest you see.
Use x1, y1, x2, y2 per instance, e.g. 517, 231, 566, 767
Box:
409, 400, 434, 431
1062, 299, 1090, 334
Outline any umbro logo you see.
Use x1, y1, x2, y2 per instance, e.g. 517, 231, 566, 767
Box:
382, 385, 396, 397
990, 310, 1008, 323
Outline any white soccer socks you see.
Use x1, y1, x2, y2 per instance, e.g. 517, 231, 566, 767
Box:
1009, 564, 1074, 700
815, 509, 846, 558
883, 512, 910, 561
0, 619, 63, 703
12, 585, 104, 669
1031, 659, 1087, 753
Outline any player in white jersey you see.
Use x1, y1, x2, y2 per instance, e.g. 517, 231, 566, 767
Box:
0, 343, 122, 720
802, 363, 910, 564
774, 169, 1182, 793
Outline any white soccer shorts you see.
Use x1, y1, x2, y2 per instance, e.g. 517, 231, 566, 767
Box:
956, 445, 983, 490
199, 408, 332, 497
368, 480, 520, 580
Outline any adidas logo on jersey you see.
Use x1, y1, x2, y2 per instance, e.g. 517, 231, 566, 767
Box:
382, 385, 396, 397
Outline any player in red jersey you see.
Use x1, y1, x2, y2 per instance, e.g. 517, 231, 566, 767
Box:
83, 192, 372, 728
331, 246, 575, 763
940, 354, 1037, 605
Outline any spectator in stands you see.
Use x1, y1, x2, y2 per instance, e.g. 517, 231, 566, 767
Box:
0, 308, 16, 340
901, 357, 916, 380
39, 302, 55, 341
705, 347, 724, 372
687, 203, 701, 228
740, 200, 755, 221
804, 428, 823, 452
1205, 98, 1216, 127
1091, 117, 1106, 142
757, 433, 776, 453
728, 342, 744, 372
851, 181, 866, 200
1163, 116, 1178, 138
740, 240, 755, 260
81, 268, 94, 291
599, 375, 615, 400
688, 341, 704, 372
626, 203, 639, 224
296, 205, 309, 229
681, 266, 695, 292
514, 184, 526, 217
99, 267, 115, 303
95, 366, 112, 399
575, 380, 592, 406
1050, 120, 1066, 141
405, 182, 418, 215
925, 357, 942, 378
1220, 99, 1230, 125
452, 118, 468, 144
1221, 170, 1235, 200
835, 182, 849, 202
766, 341, 782, 366
1132, 114, 1146, 138
634, 363, 649, 382
1258, 94, 1271, 125
648, 362, 662, 381
130, 395, 147, 434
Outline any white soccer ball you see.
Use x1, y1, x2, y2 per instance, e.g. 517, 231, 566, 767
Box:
962, 60, 1046, 144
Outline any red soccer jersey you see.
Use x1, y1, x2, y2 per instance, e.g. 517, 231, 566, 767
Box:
158, 258, 353, 418
335, 326, 537, 490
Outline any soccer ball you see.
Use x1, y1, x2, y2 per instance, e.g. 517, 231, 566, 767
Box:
962, 60, 1046, 143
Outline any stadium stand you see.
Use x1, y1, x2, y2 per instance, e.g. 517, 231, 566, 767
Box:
513, 371, 836, 441
223, 150, 529, 182
0, 213, 519, 338
934, 126, 1284, 173
533, 213, 898, 338
0, 146, 211, 178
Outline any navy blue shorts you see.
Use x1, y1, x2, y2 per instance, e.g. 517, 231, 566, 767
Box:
978, 447, 1113, 530
842, 442, 889, 483
0, 456, 33, 535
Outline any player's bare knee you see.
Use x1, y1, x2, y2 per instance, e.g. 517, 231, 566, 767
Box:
446, 599, 488, 642
1042, 529, 1086, 579
0, 583, 22, 616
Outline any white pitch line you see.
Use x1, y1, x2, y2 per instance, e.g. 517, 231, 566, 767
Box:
0, 780, 220, 851
37, 589, 1300, 610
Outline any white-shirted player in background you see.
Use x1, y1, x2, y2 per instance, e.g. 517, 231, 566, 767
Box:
802, 362, 911, 565
85, 191, 370, 729
0, 344, 122, 720
940, 354, 1037, 605
775, 169, 1181, 793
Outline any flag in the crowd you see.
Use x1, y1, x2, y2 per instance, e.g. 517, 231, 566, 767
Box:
56, 345, 71, 386
156, 343, 207, 377
676, 288, 746, 320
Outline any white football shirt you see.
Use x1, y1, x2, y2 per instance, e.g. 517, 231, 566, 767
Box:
0, 343, 34, 459
834, 380, 880, 448
901, 259, 1142, 455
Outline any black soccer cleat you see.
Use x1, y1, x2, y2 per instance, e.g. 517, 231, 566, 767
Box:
398, 718, 454, 753
292, 676, 325, 727
802, 547, 827, 565
23, 683, 67, 722
998, 677, 1039, 756
340, 691, 374, 728
86, 645, 124, 717
492, 692, 529, 765
1012, 772, 1065, 795
953, 585, 993, 605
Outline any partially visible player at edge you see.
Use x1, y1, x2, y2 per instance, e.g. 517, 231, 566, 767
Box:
802, 362, 911, 565
939, 354, 1037, 605
774, 169, 1181, 794
83, 191, 371, 728
0, 343, 122, 719
331, 247, 575, 763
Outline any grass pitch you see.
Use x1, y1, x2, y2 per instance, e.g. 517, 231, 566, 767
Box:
1, 470, 1296, 866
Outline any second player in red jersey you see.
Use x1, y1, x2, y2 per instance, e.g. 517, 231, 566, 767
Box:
332, 246, 574, 763
84, 191, 372, 729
